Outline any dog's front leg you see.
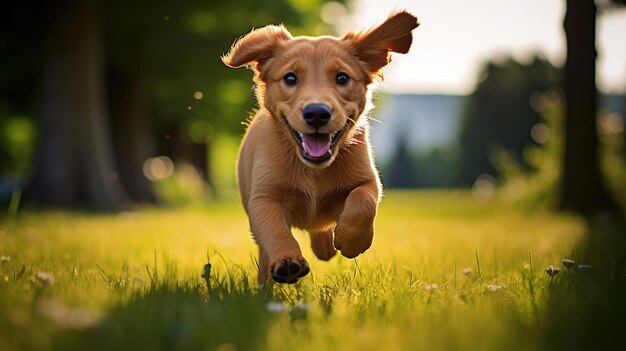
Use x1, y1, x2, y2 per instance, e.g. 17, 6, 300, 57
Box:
334, 180, 380, 258
249, 197, 310, 284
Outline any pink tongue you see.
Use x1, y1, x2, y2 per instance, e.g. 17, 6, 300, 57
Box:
301, 134, 331, 158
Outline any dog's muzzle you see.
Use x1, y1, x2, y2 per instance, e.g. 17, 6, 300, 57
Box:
287, 122, 350, 164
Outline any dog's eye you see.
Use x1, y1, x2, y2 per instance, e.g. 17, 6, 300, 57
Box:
283, 73, 298, 86
335, 72, 350, 86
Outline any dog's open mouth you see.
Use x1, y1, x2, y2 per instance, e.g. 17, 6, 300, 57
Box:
287, 124, 349, 164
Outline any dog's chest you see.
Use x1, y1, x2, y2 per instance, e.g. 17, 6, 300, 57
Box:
281, 186, 351, 231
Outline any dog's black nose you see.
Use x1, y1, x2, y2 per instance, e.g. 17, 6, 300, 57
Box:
302, 104, 331, 128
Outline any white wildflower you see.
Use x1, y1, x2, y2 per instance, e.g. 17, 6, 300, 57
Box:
578, 264, 592, 271
116, 212, 137, 222
561, 259, 575, 269
423, 283, 438, 292
545, 265, 560, 277
265, 301, 287, 313
36, 272, 55, 285
0, 256, 10, 262
487, 284, 505, 292
294, 302, 311, 311
37, 298, 101, 330
461, 267, 472, 276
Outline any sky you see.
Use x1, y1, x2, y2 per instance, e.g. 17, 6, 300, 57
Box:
332, 0, 626, 95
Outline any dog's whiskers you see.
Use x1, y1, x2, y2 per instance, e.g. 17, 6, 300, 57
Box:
348, 138, 366, 145
365, 116, 382, 124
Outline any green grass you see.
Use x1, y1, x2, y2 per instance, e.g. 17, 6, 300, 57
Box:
0, 190, 625, 350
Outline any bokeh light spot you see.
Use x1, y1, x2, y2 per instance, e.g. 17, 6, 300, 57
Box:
321, 2, 347, 25
188, 120, 213, 144
598, 113, 624, 135
531, 123, 550, 144
472, 173, 496, 200
143, 156, 174, 181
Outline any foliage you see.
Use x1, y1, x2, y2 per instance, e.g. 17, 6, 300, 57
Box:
102, 0, 317, 134
0, 3, 45, 181
458, 56, 558, 186
0, 107, 36, 179
598, 126, 626, 214
2, 191, 625, 350
493, 91, 626, 216
492, 90, 564, 209
598, 94, 626, 213
382, 137, 459, 188
0, 0, 345, 186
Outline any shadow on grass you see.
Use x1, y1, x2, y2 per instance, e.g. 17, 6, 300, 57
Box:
535, 219, 626, 350
57, 282, 273, 351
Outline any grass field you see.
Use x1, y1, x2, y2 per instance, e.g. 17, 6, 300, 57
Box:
1, 190, 625, 350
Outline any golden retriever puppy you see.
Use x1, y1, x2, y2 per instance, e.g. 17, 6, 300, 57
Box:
222, 11, 419, 284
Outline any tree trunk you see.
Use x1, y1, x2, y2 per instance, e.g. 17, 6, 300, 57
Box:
26, 0, 130, 211
108, 67, 158, 204
559, 0, 617, 215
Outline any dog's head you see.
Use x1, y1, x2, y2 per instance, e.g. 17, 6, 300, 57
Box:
223, 11, 419, 168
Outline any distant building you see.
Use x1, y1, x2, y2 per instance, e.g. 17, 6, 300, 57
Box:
370, 94, 465, 163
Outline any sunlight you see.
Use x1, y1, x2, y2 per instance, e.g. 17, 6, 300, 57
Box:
1, 1, 624, 350
343, 0, 626, 94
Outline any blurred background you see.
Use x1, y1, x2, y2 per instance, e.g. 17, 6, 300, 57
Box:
0, 0, 625, 215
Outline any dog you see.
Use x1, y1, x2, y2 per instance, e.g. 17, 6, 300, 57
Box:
222, 11, 419, 284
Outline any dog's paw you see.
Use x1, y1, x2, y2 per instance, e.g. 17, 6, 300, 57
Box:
333, 223, 373, 259
270, 256, 310, 284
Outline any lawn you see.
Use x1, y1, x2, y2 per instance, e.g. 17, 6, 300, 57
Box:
1, 190, 624, 350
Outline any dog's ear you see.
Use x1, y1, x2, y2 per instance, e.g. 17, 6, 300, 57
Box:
343, 11, 419, 74
222, 25, 292, 71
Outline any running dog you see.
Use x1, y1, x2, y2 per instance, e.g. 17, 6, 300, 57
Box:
222, 11, 419, 284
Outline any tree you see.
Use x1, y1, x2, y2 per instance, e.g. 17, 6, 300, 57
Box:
458, 56, 557, 186
107, 67, 157, 204
27, 0, 131, 211
101, 0, 336, 197
384, 134, 417, 188
558, 0, 624, 215
3, 0, 344, 210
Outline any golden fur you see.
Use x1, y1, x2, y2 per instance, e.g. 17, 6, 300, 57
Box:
222, 11, 419, 284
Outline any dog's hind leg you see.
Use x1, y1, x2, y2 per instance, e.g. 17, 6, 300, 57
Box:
310, 228, 336, 261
